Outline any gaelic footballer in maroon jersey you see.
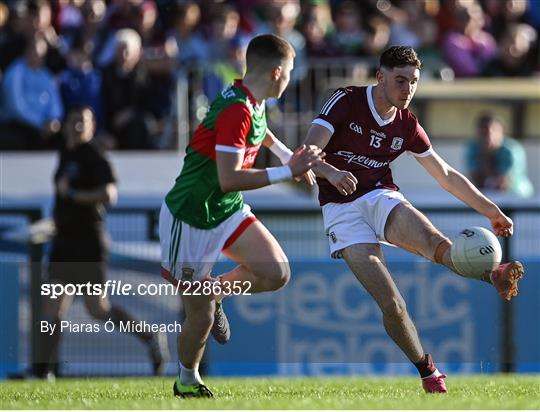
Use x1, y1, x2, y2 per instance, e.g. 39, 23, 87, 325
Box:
313, 85, 432, 205
304, 45, 524, 394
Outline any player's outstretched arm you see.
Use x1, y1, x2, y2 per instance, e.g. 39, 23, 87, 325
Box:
416, 150, 513, 237
303, 124, 358, 196
216, 145, 323, 193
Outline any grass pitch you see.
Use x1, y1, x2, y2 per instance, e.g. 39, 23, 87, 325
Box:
1, 375, 539, 409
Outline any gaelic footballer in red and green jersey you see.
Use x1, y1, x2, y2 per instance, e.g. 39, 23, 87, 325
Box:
166, 80, 266, 229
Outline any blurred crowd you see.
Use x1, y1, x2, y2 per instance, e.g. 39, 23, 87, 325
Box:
0, 0, 538, 151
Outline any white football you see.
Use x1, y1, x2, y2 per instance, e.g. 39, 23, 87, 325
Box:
450, 226, 502, 279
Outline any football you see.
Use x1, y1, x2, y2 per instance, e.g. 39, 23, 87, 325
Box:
450, 226, 502, 279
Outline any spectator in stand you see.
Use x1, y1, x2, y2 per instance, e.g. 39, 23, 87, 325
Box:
483, 22, 538, 77
466, 114, 533, 198
362, 14, 391, 57
206, 3, 242, 62
1, 37, 63, 150
60, 0, 107, 59
135, 0, 176, 146
0, 2, 32, 75
482, 0, 529, 42
387, 0, 438, 51
54, 0, 84, 37
203, 34, 248, 100
101, 28, 155, 149
167, 1, 208, 69
301, 10, 338, 58
332, 0, 367, 56
94, 0, 142, 68
441, 2, 497, 77
28, 0, 66, 74
234, 0, 260, 35
299, 1, 336, 58
261, 0, 306, 82
59, 34, 103, 130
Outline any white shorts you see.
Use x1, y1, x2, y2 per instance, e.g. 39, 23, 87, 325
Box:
322, 189, 408, 258
159, 202, 256, 284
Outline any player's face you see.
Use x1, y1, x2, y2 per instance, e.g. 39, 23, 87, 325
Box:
64, 109, 95, 145
274, 56, 294, 98
381, 66, 419, 110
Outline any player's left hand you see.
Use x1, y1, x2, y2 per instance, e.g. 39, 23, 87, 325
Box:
294, 169, 317, 186
490, 212, 513, 237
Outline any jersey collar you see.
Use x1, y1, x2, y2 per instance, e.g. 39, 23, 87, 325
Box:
367, 85, 396, 127
234, 79, 262, 108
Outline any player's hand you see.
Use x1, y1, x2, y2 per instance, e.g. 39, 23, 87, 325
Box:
328, 169, 357, 196
490, 212, 513, 237
294, 169, 317, 186
287, 145, 324, 178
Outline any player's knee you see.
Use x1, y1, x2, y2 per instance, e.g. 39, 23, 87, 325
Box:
267, 260, 291, 291
381, 296, 407, 319
276, 261, 291, 289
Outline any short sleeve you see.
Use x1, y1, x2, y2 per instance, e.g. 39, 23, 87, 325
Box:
407, 121, 433, 157
215, 102, 252, 153
312, 88, 350, 135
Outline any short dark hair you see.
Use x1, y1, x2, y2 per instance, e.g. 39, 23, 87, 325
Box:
379, 46, 422, 70
477, 113, 501, 128
245, 34, 295, 72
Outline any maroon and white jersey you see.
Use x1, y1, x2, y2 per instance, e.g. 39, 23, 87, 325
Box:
313, 85, 433, 205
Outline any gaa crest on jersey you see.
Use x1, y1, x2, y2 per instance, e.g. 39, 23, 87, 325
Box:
391, 137, 404, 150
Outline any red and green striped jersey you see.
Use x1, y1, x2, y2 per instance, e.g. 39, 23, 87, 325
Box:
165, 80, 267, 229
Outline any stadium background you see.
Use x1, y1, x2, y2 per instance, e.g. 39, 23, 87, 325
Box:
0, 0, 539, 381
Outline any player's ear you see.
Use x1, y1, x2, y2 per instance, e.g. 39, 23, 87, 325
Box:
376, 68, 385, 85
271, 65, 282, 81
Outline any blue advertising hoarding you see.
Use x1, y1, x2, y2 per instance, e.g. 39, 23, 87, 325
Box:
208, 257, 539, 376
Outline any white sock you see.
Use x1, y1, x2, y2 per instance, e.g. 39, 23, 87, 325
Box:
179, 362, 203, 385
422, 368, 443, 379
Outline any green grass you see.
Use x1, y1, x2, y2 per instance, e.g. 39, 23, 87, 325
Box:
0, 375, 539, 409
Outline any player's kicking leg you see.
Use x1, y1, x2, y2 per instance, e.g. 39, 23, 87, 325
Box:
341, 243, 447, 394
383, 202, 524, 392
384, 203, 524, 301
